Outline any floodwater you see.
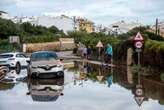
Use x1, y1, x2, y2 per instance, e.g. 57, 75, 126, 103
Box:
0, 61, 164, 110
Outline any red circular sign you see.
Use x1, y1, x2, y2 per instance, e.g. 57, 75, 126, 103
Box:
135, 41, 143, 48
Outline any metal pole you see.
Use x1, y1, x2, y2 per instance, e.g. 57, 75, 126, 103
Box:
138, 51, 141, 85
99, 67, 101, 76
98, 47, 101, 60
138, 51, 140, 66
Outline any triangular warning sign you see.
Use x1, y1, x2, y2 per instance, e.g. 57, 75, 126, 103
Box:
134, 96, 144, 106
96, 40, 103, 48
134, 32, 144, 41
96, 75, 104, 81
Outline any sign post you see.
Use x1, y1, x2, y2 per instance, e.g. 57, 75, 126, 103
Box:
134, 32, 144, 70
9, 36, 20, 51
134, 85, 145, 106
96, 40, 103, 60
96, 67, 104, 82
133, 32, 145, 106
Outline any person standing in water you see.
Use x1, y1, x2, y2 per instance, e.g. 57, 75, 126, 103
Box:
105, 44, 113, 64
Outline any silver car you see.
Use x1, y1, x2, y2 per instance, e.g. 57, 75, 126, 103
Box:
29, 51, 64, 78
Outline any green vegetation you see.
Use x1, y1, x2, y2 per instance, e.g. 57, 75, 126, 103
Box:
144, 39, 164, 53
0, 18, 20, 39
1, 17, 164, 68
131, 64, 156, 75
68, 31, 120, 46
0, 82, 15, 90
114, 26, 164, 62
0, 39, 18, 52
0, 18, 65, 51
0, 18, 64, 43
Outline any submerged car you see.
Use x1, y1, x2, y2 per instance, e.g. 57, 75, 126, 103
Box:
0, 52, 30, 73
27, 78, 64, 102
29, 51, 64, 78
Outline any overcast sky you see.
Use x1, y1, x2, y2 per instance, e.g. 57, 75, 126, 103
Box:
0, 0, 164, 25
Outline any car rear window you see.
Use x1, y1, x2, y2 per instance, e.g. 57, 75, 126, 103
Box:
0, 54, 13, 58
31, 52, 58, 61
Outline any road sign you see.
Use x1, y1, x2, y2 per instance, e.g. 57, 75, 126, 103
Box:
134, 32, 144, 41
96, 40, 103, 60
135, 88, 143, 96
134, 84, 145, 106
135, 41, 143, 48
96, 40, 103, 48
9, 36, 20, 44
96, 75, 104, 81
134, 96, 144, 106
135, 49, 142, 52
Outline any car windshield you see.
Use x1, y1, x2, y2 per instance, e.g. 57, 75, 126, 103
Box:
31, 52, 58, 61
0, 54, 13, 58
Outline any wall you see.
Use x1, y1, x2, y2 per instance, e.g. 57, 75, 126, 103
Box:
36, 15, 75, 34
24, 38, 75, 53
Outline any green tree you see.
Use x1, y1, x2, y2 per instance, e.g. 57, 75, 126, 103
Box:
0, 18, 19, 39
48, 26, 60, 34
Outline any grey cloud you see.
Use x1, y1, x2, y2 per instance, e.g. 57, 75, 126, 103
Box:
0, 0, 164, 25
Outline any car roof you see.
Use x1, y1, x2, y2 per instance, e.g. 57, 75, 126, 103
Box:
0, 52, 23, 55
32, 51, 56, 54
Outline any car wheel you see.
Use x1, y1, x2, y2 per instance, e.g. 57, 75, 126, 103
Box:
16, 62, 21, 74
27, 66, 31, 77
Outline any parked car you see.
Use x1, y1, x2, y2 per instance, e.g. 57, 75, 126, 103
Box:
29, 51, 64, 78
0, 66, 9, 80
0, 52, 30, 73
27, 77, 64, 102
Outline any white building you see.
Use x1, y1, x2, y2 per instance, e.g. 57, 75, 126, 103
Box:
0, 11, 10, 19
108, 20, 142, 35
35, 15, 78, 33
9, 15, 81, 34
94, 25, 112, 35
11, 16, 37, 24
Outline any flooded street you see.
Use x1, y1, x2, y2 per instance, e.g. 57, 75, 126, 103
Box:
0, 61, 164, 110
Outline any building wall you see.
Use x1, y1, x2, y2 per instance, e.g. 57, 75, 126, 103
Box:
36, 15, 75, 34
85, 22, 94, 33
78, 18, 94, 33
109, 20, 141, 35
24, 38, 75, 52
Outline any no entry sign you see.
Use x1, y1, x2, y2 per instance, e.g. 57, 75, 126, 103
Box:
135, 41, 143, 49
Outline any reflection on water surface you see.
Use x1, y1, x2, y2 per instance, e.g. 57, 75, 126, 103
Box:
0, 61, 164, 110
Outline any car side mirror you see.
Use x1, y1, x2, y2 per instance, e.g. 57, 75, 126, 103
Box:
27, 60, 31, 64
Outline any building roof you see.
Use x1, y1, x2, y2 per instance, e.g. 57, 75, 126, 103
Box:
108, 20, 142, 34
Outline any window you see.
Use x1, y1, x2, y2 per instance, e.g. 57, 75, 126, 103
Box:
31, 52, 58, 61
0, 54, 13, 58
16, 54, 26, 58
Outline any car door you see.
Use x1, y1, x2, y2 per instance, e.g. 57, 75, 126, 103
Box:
16, 54, 27, 66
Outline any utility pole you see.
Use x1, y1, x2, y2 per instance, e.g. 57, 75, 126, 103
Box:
73, 16, 76, 30
158, 24, 160, 36
155, 18, 158, 35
